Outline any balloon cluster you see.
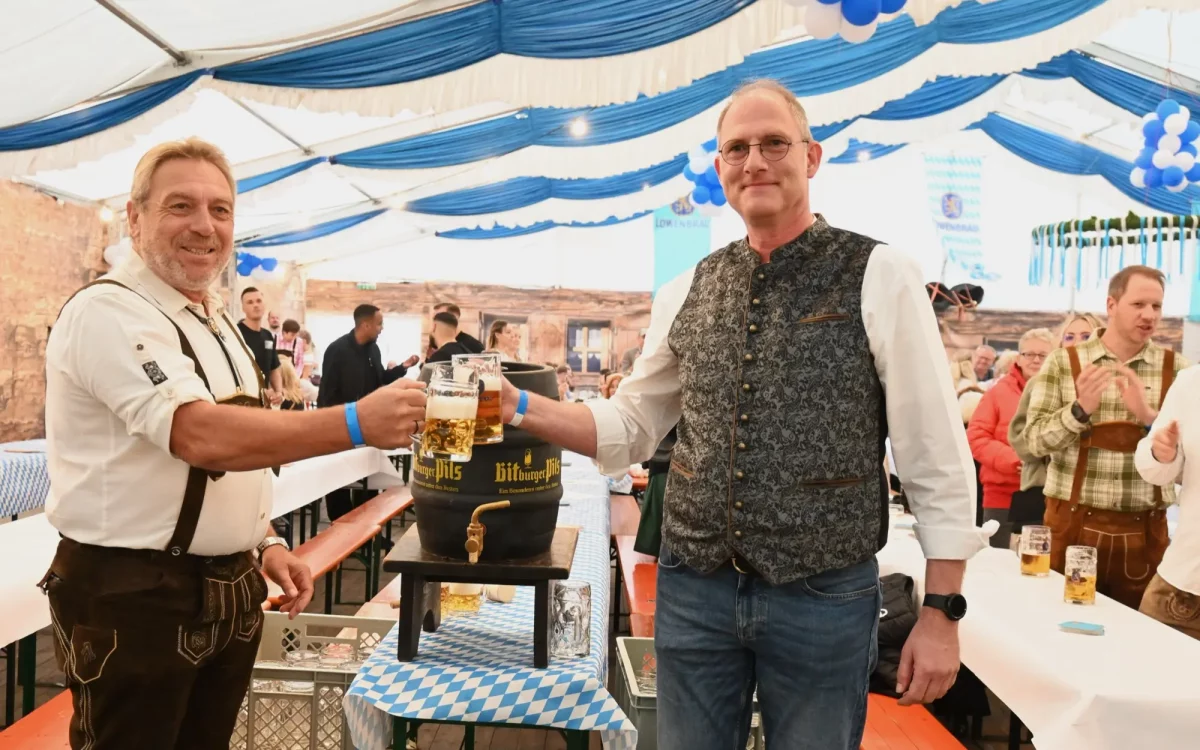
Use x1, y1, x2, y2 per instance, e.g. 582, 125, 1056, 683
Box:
786, 0, 907, 44
236, 252, 280, 280
682, 139, 726, 217
1131, 99, 1200, 193
102, 237, 132, 267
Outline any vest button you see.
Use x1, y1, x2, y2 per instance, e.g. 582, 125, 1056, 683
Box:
742, 383, 751, 392
734, 530, 743, 539
734, 501, 744, 510
748, 324, 759, 333
737, 442, 746, 451
744, 353, 754, 362
757, 273, 765, 281
735, 470, 745, 480
751, 298, 761, 306
740, 414, 749, 423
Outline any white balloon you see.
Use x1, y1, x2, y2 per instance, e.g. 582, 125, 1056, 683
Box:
689, 156, 711, 175
1142, 111, 1160, 125
1174, 151, 1197, 172
1180, 106, 1191, 124
805, 1, 842, 39
688, 147, 708, 164
1153, 149, 1175, 169
1164, 112, 1189, 136
1159, 133, 1182, 155
697, 202, 723, 217
782, 0, 808, 6
249, 266, 273, 281
1167, 180, 1189, 193
1130, 168, 1146, 188
840, 18, 878, 43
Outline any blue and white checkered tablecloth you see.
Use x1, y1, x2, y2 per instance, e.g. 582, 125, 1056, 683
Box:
344, 454, 637, 750
0, 439, 50, 517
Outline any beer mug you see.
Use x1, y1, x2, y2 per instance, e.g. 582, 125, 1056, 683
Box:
1063, 545, 1098, 605
451, 352, 504, 445
1019, 525, 1052, 577
421, 363, 478, 462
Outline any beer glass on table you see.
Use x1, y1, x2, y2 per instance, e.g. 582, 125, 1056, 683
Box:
421, 363, 478, 462
451, 352, 504, 445
1063, 545, 1098, 605
1019, 525, 1051, 577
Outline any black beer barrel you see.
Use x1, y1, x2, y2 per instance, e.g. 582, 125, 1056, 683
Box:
411, 361, 563, 561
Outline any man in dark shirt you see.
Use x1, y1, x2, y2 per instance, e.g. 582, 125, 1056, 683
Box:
318, 304, 418, 521
427, 312, 475, 363
236, 286, 282, 404
433, 302, 485, 354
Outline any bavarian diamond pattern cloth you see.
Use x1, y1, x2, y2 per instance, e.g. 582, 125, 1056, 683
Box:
344, 455, 637, 750
0, 440, 50, 516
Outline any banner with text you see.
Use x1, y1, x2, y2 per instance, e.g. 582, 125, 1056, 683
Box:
924, 151, 999, 283
653, 196, 712, 295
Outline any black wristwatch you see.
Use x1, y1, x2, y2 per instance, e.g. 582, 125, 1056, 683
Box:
1071, 401, 1090, 424
923, 593, 968, 621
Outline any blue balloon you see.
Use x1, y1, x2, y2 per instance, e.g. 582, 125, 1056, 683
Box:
260, 257, 278, 272
1188, 164, 1200, 182
236, 262, 254, 277
1163, 166, 1186, 188
1181, 143, 1198, 159
682, 165, 696, 182
1144, 167, 1164, 188
815, 0, 840, 4
880, 0, 906, 11
1183, 121, 1200, 144
842, 0, 882, 26
1156, 99, 1181, 120
701, 137, 718, 152
1135, 147, 1156, 169
702, 165, 719, 187
711, 189, 727, 207
692, 185, 711, 205
1143, 119, 1166, 143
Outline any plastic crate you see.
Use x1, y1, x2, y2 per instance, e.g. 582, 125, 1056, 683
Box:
615, 637, 763, 750
230, 611, 395, 750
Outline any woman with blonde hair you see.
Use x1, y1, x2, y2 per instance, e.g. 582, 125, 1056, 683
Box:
277, 358, 306, 410
969, 328, 1055, 547
1007, 312, 1103, 533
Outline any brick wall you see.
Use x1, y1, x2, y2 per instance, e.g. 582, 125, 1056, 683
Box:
0, 182, 106, 441
305, 280, 653, 386
940, 308, 1183, 359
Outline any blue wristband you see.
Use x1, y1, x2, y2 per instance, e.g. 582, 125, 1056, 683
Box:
517, 390, 530, 417
344, 401, 366, 447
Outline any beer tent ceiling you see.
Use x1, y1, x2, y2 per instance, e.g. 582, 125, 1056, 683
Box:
3, 0, 1200, 291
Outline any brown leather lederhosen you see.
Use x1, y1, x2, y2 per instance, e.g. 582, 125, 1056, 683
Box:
39, 279, 276, 750
1043, 345, 1175, 610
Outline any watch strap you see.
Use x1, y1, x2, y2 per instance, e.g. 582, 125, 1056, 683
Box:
256, 536, 289, 558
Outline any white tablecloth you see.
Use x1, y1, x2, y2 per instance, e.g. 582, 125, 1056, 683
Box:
0, 514, 60, 646
879, 518, 1200, 750
271, 447, 384, 518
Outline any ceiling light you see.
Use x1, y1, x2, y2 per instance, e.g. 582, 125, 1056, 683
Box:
98, 206, 114, 223
570, 118, 589, 137
857, 150, 871, 162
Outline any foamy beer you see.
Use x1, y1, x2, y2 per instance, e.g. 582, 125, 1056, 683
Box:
452, 352, 504, 445
421, 364, 478, 462
1063, 545, 1098, 605
1019, 525, 1052, 577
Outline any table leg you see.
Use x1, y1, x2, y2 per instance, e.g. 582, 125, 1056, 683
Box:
324, 570, 334, 615
18, 633, 36, 716
282, 511, 294, 549
564, 729, 589, 750
392, 717, 407, 749
4, 641, 15, 727
398, 574, 427, 661
1009, 712, 1025, 750
310, 499, 320, 538
464, 724, 475, 750
534, 581, 550, 669
611, 544, 621, 634
298, 506, 308, 544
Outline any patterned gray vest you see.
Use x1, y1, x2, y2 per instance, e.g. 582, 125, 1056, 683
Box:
663, 216, 888, 585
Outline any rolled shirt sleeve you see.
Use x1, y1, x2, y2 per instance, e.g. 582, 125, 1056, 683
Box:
1135, 367, 1192, 486
584, 268, 692, 477
863, 246, 991, 560
49, 290, 214, 455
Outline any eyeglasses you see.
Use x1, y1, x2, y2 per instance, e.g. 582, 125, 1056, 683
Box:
719, 137, 805, 165
1061, 332, 1091, 344
1021, 352, 1048, 361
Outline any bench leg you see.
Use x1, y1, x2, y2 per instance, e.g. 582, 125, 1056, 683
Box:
310, 499, 320, 538
324, 570, 335, 615
4, 641, 14, 727
464, 724, 475, 750
534, 581, 550, 669
18, 634, 35, 717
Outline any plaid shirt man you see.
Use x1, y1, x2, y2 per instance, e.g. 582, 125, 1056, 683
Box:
1022, 332, 1188, 512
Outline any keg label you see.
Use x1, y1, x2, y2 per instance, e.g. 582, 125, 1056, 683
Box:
412, 445, 561, 494
413, 458, 464, 491
494, 452, 562, 494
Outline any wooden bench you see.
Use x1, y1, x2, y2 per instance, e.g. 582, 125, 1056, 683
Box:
862, 694, 966, 749
265, 521, 381, 614
0, 690, 71, 749
614, 535, 656, 637
331, 487, 416, 603
609, 496, 641, 632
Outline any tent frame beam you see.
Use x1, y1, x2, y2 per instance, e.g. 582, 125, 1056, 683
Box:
1082, 43, 1200, 99
93, 0, 188, 65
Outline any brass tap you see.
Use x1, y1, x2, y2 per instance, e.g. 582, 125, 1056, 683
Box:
465, 501, 511, 563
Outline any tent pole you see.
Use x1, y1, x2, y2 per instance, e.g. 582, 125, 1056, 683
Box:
93, 0, 188, 65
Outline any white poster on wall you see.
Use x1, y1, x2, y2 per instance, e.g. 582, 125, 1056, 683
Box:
303, 311, 424, 373
923, 150, 999, 285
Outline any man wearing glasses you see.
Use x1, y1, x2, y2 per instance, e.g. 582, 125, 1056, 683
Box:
499, 80, 986, 749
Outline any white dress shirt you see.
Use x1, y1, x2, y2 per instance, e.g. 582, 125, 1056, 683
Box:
45, 252, 272, 555
1136, 365, 1200, 595
586, 243, 990, 561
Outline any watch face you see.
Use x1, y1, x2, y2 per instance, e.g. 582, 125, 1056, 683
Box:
948, 594, 968, 620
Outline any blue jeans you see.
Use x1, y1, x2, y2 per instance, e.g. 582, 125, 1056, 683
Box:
655, 546, 881, 750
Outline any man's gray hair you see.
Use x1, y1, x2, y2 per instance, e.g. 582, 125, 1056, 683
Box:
717, 79, 814, 142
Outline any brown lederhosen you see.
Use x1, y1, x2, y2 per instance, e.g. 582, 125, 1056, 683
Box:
1043, 346, 1175, 610
39, 280, 273, 750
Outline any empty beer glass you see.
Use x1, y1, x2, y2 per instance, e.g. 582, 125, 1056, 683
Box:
1063, 545, 1098, 605
421, 364, 478, 462
1019, 525, 1052, 577
451, 352, 504, 445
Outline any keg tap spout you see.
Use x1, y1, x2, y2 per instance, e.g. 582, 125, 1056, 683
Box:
465, 501, 512, 563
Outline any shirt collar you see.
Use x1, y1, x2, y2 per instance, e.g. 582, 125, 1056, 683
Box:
735, 213, 834, 266
1079, 328, 1156, 366
111, 250, 225, 316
